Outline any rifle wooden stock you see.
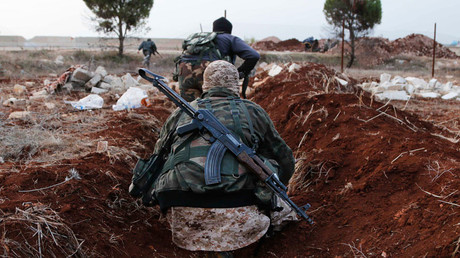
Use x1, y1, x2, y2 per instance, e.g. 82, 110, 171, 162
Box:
237, 152, 270, 181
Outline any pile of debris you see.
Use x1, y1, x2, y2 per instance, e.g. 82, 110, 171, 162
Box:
252, 38, 305, 52
359, 73, 460, 101
2, 65, 158, 114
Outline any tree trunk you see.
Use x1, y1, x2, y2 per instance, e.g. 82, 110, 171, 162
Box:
118, 20, 124, 57
118, 36, 124, 57
347, 28, 356, 68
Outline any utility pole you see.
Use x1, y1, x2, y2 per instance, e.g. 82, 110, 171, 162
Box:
432, 23, 437, 78
224, 10, 227, 18
341, 19, 345, 73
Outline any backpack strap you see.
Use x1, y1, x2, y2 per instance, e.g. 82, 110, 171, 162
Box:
235, 99, 259, 150
198, 98, 213, 112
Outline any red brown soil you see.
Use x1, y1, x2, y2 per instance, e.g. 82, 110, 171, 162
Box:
248, 64, 460, 257
328, 34, 459, 67
392, 34, 459, 59
252, 38, 305, 52
255, 34, 459, 67
1, 64, 460, 257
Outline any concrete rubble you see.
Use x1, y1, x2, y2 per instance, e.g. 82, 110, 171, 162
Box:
359, 73, 460, 101
4, 65, 161, 111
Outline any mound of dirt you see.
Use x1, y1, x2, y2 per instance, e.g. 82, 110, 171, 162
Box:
392, 33, 459, 59
258, 36, 281, 43
247, 63, 460, 257
329, 37, 394, 66
327, 34, 459, 66
252, 38, 305, 52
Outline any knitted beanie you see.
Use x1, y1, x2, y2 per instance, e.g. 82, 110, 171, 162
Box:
212, 17, 232, 34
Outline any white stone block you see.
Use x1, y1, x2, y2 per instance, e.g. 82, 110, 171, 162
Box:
417, 92, 440, 98
99, 82, 113, 90
391, 76, 407, 85
121, 73, 139, 89
442, 82, 453, 92
387, 85, 405, 91
372, 86, 386, 94
91, 87, 109, 94
380, 73, 391, 83
404, 84, 415, 95
375, 91, 410, 101
72, 68, 93, 82
441, 92, 458, 100
268, 65, 283, 77
95, 66, 108, 77
380, 81, 392, 89
86, 73, 102, 89
428, 79, 438, 89
258, 62, 268, 69
263, 63, 274, 72
406, 77, 428, 89
288, 63, 301, 73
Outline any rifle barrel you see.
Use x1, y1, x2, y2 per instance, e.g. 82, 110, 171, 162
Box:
139, 68, 196, 117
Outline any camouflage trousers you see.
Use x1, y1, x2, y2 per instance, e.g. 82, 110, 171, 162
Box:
142, 50, 153, 68
166, 200, 298, 252
178, 60, 210, 102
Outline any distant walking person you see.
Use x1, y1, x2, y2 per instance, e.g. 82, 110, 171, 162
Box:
138, 39, 158, 68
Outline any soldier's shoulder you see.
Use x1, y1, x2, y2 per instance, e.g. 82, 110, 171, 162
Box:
240, 99, 268, 114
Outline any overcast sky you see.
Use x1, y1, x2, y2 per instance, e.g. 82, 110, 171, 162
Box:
0, 0, 459, 44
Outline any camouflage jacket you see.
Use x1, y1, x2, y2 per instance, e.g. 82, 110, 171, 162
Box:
152, 87, 294, 210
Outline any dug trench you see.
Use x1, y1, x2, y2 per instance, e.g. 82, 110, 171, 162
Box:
0, 63, 459, 257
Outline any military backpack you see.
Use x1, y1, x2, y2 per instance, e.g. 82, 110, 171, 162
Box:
173, 32, 230, 81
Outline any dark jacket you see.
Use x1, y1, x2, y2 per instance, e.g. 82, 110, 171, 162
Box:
181, 33, 260, 75
138, 40, 157, 53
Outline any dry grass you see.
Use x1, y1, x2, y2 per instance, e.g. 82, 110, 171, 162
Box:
289, 152, 338, 193
0, 204, 85, 257
0, 111, 110, 164
0, 49, 178, 80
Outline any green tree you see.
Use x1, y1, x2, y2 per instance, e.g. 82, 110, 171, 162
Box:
324, 0, 382, 67
84, 0, 154, 57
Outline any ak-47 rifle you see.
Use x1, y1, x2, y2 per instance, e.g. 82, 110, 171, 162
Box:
154, 49, 162, 57
138, 68, 314, 224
